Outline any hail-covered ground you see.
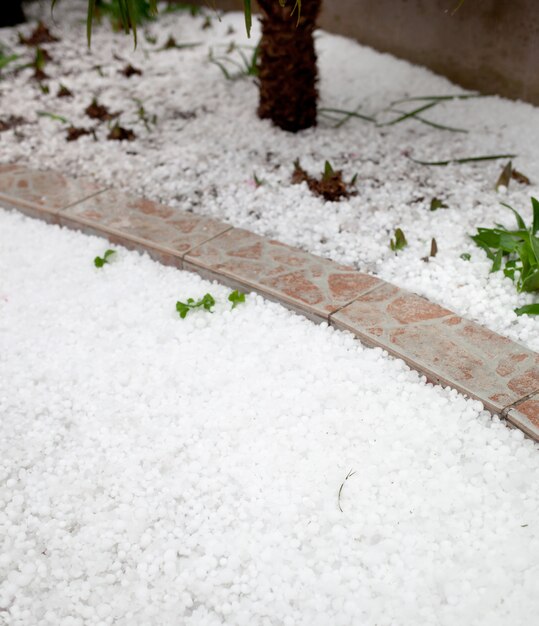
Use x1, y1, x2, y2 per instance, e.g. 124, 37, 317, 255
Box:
0, 2, 539, 349
1, 208, 538, 626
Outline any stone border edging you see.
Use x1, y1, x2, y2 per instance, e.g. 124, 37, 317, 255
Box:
1, 164, 538, 442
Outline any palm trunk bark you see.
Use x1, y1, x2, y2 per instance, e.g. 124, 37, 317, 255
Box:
1, 0, 25, 27
257, 0, 321, 132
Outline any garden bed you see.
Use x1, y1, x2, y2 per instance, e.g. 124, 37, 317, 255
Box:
0, 1, 538, 350
1, 208, 538, 625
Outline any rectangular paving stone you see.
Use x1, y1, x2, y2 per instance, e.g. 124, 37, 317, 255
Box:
0, 167, 105, 224
61, 189, 231, 266
184, 228, 383, 321
331, 282, 539, 414
504, 396, 539, 441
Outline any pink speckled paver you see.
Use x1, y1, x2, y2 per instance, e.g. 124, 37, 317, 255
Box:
0, 166, 105, 223
184, 228, 383, 321
331, 283, 539, 417
505, 396, 539, 439
60, 189, 231, 268
2, 165, 539, 441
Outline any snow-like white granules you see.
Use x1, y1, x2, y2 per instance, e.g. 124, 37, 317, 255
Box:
0, 2, 539, 350
1, 208, 538, 626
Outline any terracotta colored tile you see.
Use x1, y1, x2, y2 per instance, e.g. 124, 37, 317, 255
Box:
58, 213, 185, 269
505, 396, 539, 442
331, 284, 539, 413
184, 228, 382, 320
0, 168, 105, 223
62, 189, 230, 258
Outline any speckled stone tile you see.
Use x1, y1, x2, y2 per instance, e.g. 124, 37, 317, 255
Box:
184, 228, 383, 321
331, 283, 539, 414
505, 396, 539, 441
61, 189, 231, 265
0, 167, 105, 223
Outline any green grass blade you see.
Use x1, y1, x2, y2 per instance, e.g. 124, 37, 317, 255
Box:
411, 154, 517, 166
87, 0, 96, 46
318, 107, 375, 123
380, 101, 438, 126
389, 108, 468, 133
390, 93, 485, 105
243, 0, 252, 38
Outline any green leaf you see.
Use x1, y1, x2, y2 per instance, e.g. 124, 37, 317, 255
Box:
514, 303, 539, 316
228, 290, 246, 309
201, 293, 216, 311
94, 247, 116, 268
532, 197, 539, 235
460, 253, 471, 261
176, 302, 189, 319
500, 202, 526, 230
390, 228, 407, 252
491, 249, 503, 273
520, 269, 539, 293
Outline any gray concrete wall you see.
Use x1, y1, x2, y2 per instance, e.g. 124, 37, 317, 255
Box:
194, 0, 539, 106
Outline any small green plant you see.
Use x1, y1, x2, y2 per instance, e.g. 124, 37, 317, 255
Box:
228, 290, 246, 309
471, 198, 539, 314
390, 228, 407, 252
176, 293, 215, 318
133, 97, 157, 131
94, 249, 116, 267
430, 197, 448, 211
253, 172, 265, 188
208, 42, 260, 81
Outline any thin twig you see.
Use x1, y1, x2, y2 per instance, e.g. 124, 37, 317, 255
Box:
338, 469, 356, 512
410, 153, 517, 166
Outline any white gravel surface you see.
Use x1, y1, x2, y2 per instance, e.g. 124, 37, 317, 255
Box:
0, 2, 539, 349
1, 208, 539, 626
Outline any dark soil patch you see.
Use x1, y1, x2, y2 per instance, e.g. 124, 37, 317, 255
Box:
107, 125, 136, 142
57, 85, 73, 98
19, 22, 59, 46
120, 64, 142, 78
0, 115, 26, 132
66, 126, 95, 142
291, 160, 354, 202
85, 100, 119, 122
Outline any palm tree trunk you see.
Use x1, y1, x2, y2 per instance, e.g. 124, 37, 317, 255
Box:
256, 0, 321, 132
1, 0, 25, 27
